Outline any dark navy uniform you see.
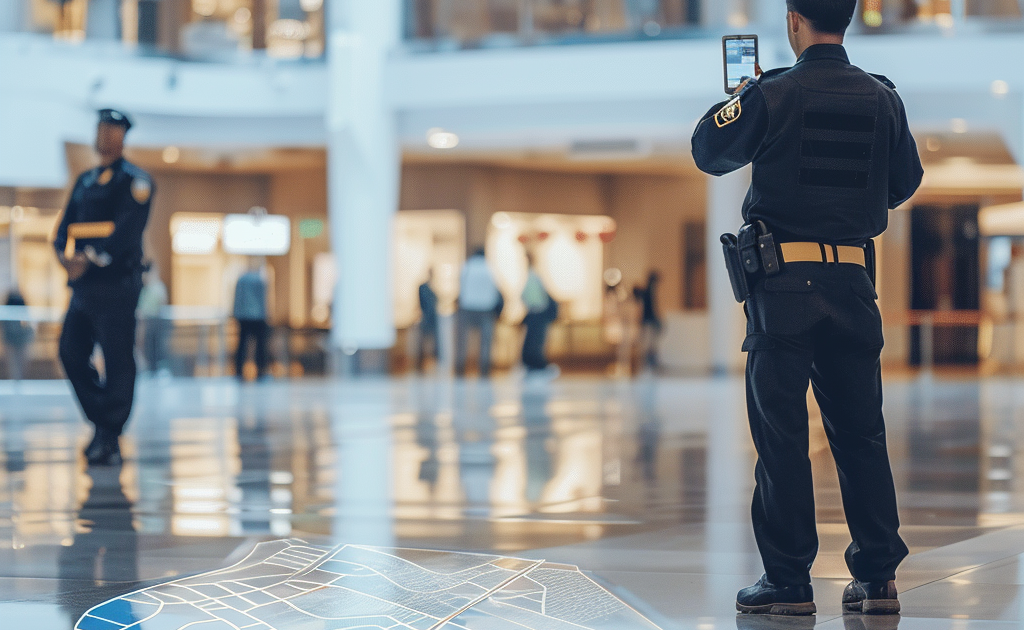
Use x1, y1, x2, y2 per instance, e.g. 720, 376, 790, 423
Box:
54, 155, 153, 447
691, 44, 923, 587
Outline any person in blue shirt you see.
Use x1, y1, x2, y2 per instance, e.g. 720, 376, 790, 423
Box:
233, 261, 270, 381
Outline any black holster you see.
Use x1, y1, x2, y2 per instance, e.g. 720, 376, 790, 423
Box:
721, 221, 780, 303
721, 233, 749, 303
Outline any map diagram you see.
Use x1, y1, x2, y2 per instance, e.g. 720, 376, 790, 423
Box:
75, 539, 663, 630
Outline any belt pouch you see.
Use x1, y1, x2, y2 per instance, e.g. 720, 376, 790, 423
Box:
758, 232, 780, 275
721, 233, 750, 303
738, 223, 760, 274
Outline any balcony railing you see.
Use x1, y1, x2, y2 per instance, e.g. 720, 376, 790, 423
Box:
11, 0, 325, 62
404, 0, 707, 50
403, 0, 1024, 51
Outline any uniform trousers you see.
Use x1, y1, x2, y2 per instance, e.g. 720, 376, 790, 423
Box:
59, 275, 142, 438
743, 261, 908, 587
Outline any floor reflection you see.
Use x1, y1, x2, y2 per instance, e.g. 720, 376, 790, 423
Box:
58, 466, 138, 628
1, 376, 1024, 627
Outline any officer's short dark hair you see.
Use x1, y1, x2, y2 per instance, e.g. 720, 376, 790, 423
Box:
786, 0, 858, 34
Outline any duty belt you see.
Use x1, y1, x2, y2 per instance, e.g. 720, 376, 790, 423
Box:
778, 242, 867, 268
64, 221, 115, 259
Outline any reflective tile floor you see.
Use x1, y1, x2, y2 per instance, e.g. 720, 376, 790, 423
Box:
3, 374, 1024, 628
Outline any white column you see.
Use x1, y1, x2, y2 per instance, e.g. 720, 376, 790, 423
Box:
0, 1, 26, 32
701, 0, 745, 27
706, 168, 750, 375
332, 398, 395, 546
86, 0, 121, 40
326, 0, 402, 353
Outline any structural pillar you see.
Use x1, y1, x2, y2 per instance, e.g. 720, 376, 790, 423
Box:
701, 0, 746, 27
0, 1, 25, 33
706, 168, 750, 375
86, 0, 121, 40
326, 0, 402, 366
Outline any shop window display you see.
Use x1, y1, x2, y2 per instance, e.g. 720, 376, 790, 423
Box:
25, 0, 325, 58
393, 210, 466, 330
861, 0, 1022, 28
486, 212, 616, 323
407, 0, 703, 45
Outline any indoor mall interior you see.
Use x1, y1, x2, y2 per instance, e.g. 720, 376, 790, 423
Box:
3, 0, 1024, 628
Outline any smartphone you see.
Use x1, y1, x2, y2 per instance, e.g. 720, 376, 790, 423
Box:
723, 35, 759, 95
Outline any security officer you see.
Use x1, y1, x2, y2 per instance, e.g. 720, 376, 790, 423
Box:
691, 0, 923, 617
54, 109, 153, 467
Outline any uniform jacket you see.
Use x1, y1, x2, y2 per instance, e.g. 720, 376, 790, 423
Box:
692, 44, 924, 246
54, 157, 154, 285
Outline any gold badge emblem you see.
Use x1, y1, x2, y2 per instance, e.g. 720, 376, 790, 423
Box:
714, 97, 743, 128
97, 168, 114, 185
131, 177, 152, 204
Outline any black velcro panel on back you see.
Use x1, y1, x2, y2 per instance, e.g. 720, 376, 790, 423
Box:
803, 112, 876, 133
799, 168, 870, 189
801, 140, 873, 160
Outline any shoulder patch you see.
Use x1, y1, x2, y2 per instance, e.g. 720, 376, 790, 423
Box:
715, 96, 743, 128
868, 73, 897, 90
131, 177, 152, 204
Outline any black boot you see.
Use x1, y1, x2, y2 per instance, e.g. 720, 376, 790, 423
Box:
737, 575, 816, 616
86, 433, 122, 467
842, 579, 900, 615
83, 428, 106, 461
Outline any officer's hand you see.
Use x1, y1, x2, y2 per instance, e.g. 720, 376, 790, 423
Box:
62, 253, 90, 281
735, 64, 764, 94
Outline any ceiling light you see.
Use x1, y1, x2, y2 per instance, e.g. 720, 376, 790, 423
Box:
162, 146, 181, 164
926, 137, 941, 152
992, 80, 1010, 97
300, 0, 324, 10
192, 0, 216, 18
950, 118, 968, 134
491, 212, 512, 230
427, 128, 459, 150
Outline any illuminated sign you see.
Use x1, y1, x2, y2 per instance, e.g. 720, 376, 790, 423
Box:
223, 214, 291, 256
171, 217, 221, 255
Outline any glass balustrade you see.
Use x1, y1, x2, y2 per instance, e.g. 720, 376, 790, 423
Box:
18, 0, 326, 60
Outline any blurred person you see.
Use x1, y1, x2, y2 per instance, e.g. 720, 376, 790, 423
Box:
233, 259, 270, 381
136, 266, 168, 376
2, 289, 34, 381
692, 0, 922, 616
602, 282, 634, 377
54, 108, 153, 467
416, 269, 440, 372
521, 256, 559, 378
455, 247, 501, 378
633, 271, 662, 370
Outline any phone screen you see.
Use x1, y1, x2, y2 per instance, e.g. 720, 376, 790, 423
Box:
724, 36, 758, 94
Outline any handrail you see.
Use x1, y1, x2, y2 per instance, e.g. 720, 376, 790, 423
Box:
884, 310, 985, 327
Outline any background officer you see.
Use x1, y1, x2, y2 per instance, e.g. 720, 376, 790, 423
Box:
54, 108, 153, 467
692, 0, 923, 617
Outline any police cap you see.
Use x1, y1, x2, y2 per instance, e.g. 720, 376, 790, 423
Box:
98, 108, 133, 132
